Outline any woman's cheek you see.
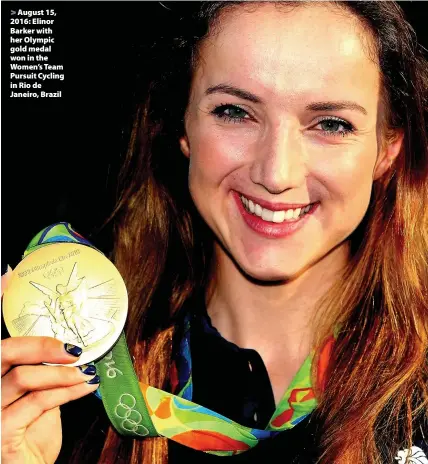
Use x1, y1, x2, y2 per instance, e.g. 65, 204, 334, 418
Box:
317, 152, 375, 235
314, 144, 376, 194
189, 129, 254, 184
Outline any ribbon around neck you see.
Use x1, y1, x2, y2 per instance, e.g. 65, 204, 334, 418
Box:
95, 316, 332, 456
24, 223, 332, 456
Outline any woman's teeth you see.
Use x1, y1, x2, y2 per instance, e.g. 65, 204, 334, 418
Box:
240, 195, 312, 223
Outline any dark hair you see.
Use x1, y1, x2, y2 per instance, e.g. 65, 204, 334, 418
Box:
75, 2, 428, 463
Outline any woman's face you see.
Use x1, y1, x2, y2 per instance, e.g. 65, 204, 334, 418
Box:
180, 3, 397, 281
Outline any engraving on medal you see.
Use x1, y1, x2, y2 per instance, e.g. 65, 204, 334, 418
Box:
3, 242, 128, 365
11, 262, 120, 347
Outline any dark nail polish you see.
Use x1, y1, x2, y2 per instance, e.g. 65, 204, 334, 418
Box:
78, 364, 96, 376
64, 343, 82, 357
86, 375, 100, 385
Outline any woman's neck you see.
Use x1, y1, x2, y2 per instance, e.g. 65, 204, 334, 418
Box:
205, 242, 349, 403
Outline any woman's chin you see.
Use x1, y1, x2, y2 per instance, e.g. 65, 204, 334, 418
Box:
240, 262, 304, 284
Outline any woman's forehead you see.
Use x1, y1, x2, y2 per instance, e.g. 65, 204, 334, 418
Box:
193, 3, 380, 108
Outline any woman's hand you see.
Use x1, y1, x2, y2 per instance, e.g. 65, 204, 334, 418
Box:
1, 267, 100, 464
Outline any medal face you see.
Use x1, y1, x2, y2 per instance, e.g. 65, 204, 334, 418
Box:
2, 243, 128, 366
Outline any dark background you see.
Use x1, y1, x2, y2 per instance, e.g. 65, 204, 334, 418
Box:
2, 1, 196, 267
2, 1, 428, 269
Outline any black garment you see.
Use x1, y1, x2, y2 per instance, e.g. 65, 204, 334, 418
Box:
187, 307, 277, 429
58, 305, 428, 463
167, 305, 321, 463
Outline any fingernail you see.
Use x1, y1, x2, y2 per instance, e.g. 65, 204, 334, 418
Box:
86, 375, 100, 385
78, 364, 96, 376
64, 343, 82, 357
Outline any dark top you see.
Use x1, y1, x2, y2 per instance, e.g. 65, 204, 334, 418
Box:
57, 305, 428, 463
167, 307, 321, 463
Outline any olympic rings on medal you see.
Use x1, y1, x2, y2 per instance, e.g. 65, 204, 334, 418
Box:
114, 393, 149, 436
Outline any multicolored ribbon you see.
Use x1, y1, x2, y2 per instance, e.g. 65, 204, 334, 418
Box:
96, 319, 331, 456
24, 224, 333, 455
95, 311, 333, 455
24, 222, 94, 257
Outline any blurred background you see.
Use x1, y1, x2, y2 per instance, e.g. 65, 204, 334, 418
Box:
2, 1, 198, 266
2, 1, 428, 268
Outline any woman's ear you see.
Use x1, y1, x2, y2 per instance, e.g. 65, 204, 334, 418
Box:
373, 129, 404, 180
179, 135, 190, 159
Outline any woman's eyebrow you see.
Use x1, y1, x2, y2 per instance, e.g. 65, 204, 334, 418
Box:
204, 84, 262, 104
306, 101, 368, 115
204, 84, 368, 116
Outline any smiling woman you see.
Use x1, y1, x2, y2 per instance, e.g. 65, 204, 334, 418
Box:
101, 2, 427, 463
179, 2, 395, 284
1, 2, 427, 464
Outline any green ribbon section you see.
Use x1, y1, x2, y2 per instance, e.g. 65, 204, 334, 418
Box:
95, 333, 157, 437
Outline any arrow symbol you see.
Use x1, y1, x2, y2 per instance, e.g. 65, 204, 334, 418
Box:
11, 10, 16, 15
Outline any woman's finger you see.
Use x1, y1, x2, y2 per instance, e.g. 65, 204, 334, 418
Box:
1, 381, 100, 435
1, 364, 97, 409
1, 337, 83, 376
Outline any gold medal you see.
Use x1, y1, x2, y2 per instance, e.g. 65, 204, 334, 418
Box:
2, 242, 128, 366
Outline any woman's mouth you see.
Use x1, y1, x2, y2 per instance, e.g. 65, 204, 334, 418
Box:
234, 192, 318, 238
240, 194, 314, 223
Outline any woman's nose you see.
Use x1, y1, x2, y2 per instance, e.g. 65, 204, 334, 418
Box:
250, 124, 307, 194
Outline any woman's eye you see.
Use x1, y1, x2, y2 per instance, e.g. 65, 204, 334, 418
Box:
315, 117, 355, 138
210, 106, 354, 137
211, 104, 251, 123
